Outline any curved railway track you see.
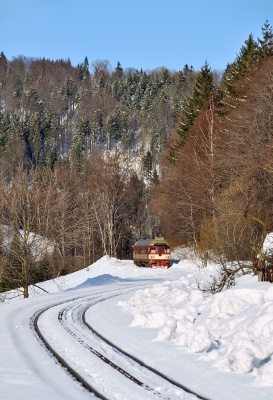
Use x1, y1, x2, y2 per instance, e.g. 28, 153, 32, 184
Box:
32, 287, 209, 400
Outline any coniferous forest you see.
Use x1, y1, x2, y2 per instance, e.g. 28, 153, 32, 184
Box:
1, 21, 273, 296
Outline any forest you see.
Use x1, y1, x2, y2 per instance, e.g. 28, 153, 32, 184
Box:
0, 21, 273, 296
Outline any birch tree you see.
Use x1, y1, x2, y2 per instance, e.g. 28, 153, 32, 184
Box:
0, 165, 57, 297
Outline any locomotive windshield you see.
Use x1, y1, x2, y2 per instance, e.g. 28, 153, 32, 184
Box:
148, 245, 170, 254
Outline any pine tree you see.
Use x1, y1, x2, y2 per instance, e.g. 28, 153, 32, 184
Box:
176, 71, 186, 87
236, 34, 259, 74
193, 61, 213, 102
170, 61, 213, 162
77, 57, 90, 80
83, 56, 90, 74
105, 106, 129, 147
258, 20, 273, 59
112, 79, 125, 101
0, 112, 10, 155
115, 61, 123, 79
221, 34, 260, 110
162, 69, 171, 85
72, 117, 90, 169
0, 51, 6, 60
143, 150, 153, 180
98, 76, 105, 90
46, 142, 58, 169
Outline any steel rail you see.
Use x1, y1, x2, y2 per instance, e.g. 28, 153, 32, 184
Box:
33, 298, 107, 400
58, 293, 171, 399
82, 293, 210, 400
33, 286, 210, 400
58, 307, 145, 387
32, 286, 150, 399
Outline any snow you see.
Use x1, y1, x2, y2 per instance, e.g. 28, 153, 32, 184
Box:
262, 232, 273, 256
1, 253, 273, 399
0, 224, 56, 261
119, 275, 273, 387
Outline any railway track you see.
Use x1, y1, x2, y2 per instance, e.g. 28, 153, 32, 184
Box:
32, 286, 209, 400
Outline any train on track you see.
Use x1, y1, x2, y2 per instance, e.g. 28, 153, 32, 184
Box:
133, 237, 171, 268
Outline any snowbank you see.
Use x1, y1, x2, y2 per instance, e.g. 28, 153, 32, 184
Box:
71, 274, 126, 289
1, 254, 198, 300
119, 279, 273, 386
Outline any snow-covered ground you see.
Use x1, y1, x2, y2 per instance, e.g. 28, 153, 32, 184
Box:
1, 254, 273, 399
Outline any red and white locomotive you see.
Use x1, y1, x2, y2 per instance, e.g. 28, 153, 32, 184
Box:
133, 237, 171, 268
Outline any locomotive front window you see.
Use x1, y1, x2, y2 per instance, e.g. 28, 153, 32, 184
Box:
149, 247, 155, 253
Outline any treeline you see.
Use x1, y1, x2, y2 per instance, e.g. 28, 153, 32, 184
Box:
152, 21, 273, 290
0, 152, 148, 298
0, 52, 199, 297
0, 54, 197, 172
1, 21, 272, 297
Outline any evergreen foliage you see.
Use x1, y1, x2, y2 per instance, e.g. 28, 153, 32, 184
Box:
115, 61, 123, 79
0, 55, 196, 168
1, 22, 273, 295
170, 61, 213, 162
221, 21, 273, 109
152, 22, 273, 280
72, 116, 91, 169
221, 34, 260, 104
258, 20, 273, 58
143, 150, 153, 180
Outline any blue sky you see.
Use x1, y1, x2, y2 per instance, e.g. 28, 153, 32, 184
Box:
1, 0, 273, 73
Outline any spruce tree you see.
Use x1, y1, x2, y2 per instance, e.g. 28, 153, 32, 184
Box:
170, 61, 213, 162
0, 51, 6, 59
98, 76, 105, 91
236, 34, 259, 74
143, 150, 153, 180
221, 34, 260, 109
83, 56, 90, 74
258, 20, 273, 59
176, 71, 186, 87
0, 112, 9, 155
72, 117, 90, 169
115, 61, 123, 79
162, 69, 171, 85
46, 142, 58, 169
